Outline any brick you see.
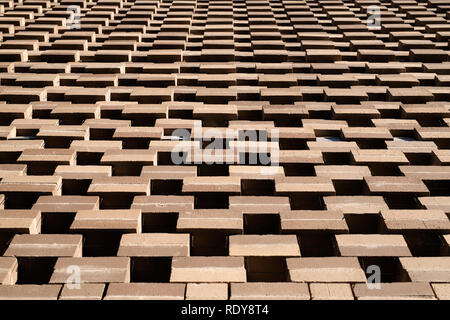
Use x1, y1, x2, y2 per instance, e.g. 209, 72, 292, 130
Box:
309, 283, 354, 300
0, 257, 17, 285
324, 196, 389, 214
0, 209, 41, 234
400, 257, 450, 282
177, 210, 242, 232
71, 209, 141, 233
104, 283, 185, 300
336, 234, 412, 257
432, 284, 450, 300
32, 196, 99, 213
4, 234, 82, 257
353, 282, 435, 300
381, 209, 450, 230
229, 235, 300, 256
186, 283, 228, 300
50, 257, 130, 284
275, 177, 335, 194
229, 196, 290, 213
171, 257, 246, 283
117, 233, 189, 257
0, 285, 61, 300
287, 257, 366, 282
281, 210, 348, 232
132, 196, 194, 213
182, 176, 240, 193
230, 283, 309, 300
59, 284, 105, 300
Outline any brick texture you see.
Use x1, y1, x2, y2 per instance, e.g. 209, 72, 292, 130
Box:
0, 0, 449, 300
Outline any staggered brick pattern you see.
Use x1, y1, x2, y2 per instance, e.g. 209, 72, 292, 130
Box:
0, 0, 449, 300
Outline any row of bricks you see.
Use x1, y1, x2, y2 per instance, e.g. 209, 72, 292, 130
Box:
6, 146, 450, 169
3, 61, 450, 74
0, 191, 449, 210
3, 147, 450, 169
1, 29, 449, 42
1, 86, 450, 103
3, 72, 450, 88
1, 101, 449, 119
3, 105, 450, 127
2, 192, 450, 213
0, 232, 448, 256
0, 171, 447, 196
1, 30, 449, 44
3, 134, 450, 159
1, 206, 449, 233
0, 48, 448, 63
0, 282, 448, 300
0, 255, 449, 283
1, 2, 448, 26
0, 175, 449, 209
2, 1, 447, 16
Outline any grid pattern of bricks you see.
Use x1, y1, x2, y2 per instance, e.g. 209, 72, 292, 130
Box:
0, 0, 449, 300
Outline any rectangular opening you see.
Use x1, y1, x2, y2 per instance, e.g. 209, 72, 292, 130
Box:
190, 231, 228, 256
356, 140, 387, 149
89, 128, 115, 140
405, 153, 431, 165
333, 180, 364, 195
297, 231, 335, 257
168, 109, 193, 119
279, 139, 307, 150
151, 180, 182, 195
323, 152, 351, 165
4, 193, 40, 209
197, 164, 229, 176
404, 231, 443, 257
62, 179, 91, 195
0, 233, 14, 255
17, 257, 57, 284
290, 194, 324, 210
423, 180, 450, 196
0, 152, 20, 164
369, 164, 402, 176
41, 212, 76, 234
112, 164, 143, 176
282, 164, 315, 176
26, 163, 58, 176
344, 214, 382, 234
142, 212, 178, 233
384, 194, 420, 209
75, 152, 103, 166
245, 257, 288, 282
241, 179, 274, 196
130, 117, 158, 127
121, 138, 150, 149
195, 194, 229, 209
99, 193, 135, 209
244, 214, 280, 235
80, 231, 122, 257
131, 257, 171, 282
157, 151, 188, 165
